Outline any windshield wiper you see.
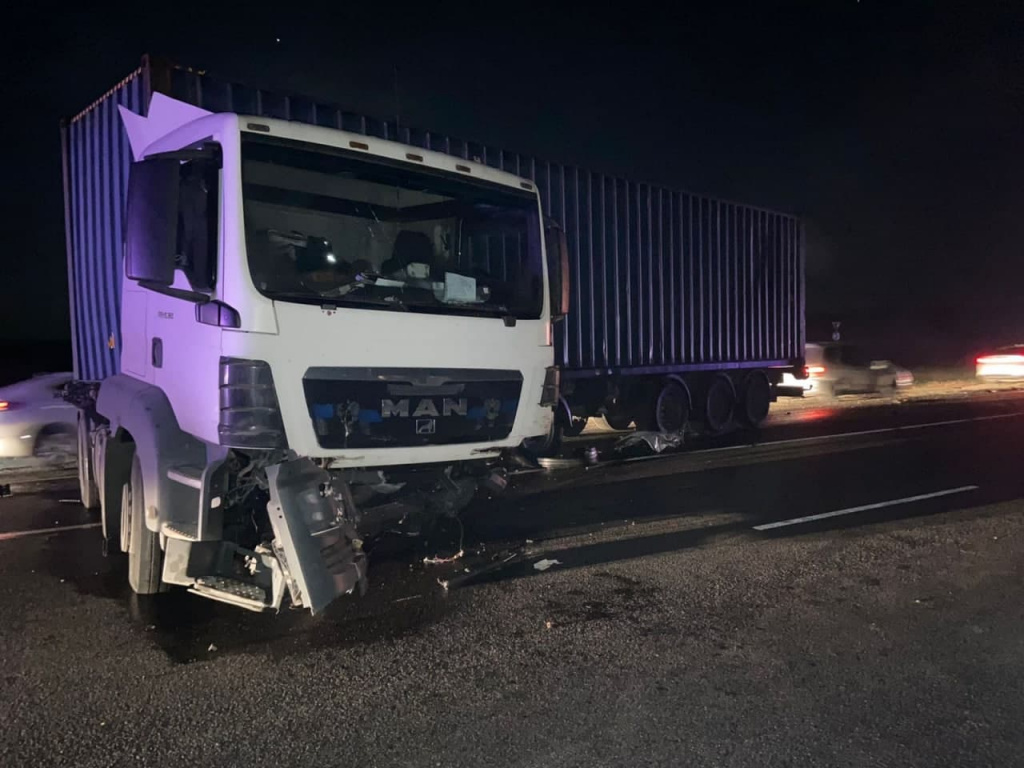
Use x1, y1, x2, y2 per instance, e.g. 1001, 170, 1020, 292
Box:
266, 288, 408, 311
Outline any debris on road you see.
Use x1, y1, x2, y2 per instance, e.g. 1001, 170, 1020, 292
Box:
615, 431, 683, 456
423, 550, 464, 565
207, 643, 217, 652
0, 484, 11, 498
537, 456, 584, 470
533, 558, 562, 572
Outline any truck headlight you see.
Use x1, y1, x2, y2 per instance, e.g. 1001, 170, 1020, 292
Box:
219, 357, 288, 449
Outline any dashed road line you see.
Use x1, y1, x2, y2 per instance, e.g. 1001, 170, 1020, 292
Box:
753, 486, 980, 531
0, 522, 102, 542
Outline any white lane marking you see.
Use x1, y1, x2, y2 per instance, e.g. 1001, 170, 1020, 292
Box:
0, 522, 102, 542
624, 411, 1024, 463
753, 485, 979, 531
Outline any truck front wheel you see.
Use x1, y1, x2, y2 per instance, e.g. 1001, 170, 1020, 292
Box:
76, 414, 99, 511
122, 455, 163, 595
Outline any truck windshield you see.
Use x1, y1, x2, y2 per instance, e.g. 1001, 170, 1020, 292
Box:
241, 135, 544, 318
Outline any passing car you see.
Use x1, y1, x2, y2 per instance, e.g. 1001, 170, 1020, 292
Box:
0, 372, 78, 459
780, 342, 913, 397
976, 345, 1024, 380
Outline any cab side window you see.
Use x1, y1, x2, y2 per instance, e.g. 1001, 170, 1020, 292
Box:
176, 160, 218, 292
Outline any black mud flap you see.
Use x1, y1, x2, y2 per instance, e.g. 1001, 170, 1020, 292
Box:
265, 458, 368, 614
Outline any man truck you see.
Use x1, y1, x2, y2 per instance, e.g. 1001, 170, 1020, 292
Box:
63, 57, 803, 615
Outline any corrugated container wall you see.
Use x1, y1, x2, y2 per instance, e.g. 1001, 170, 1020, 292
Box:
63, 58, 803, 382
62, 67, 148, 381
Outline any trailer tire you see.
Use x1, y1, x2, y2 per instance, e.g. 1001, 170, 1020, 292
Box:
77, 414, 99, 511
739, 371, 771, 427
124, 454, 163, 595
704, 375, 735, 434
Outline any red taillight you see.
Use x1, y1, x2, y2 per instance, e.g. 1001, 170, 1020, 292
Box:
808, 365, 826, 376
0, 401, 9, 412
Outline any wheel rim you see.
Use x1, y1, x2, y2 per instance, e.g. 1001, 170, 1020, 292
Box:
120, 483, 132, 553
655, 382, 689, 433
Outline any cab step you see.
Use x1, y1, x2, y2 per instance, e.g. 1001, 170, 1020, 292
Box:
191, 576, 270, 612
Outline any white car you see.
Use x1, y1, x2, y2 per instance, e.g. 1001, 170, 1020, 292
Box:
976, 345, 1024, 379
781, 343, 913, 397
0, 372, 78, 459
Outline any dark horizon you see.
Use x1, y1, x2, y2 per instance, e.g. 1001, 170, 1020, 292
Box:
6, 1, 1024, 360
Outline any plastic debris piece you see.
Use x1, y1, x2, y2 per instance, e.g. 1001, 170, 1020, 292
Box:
545, 620, 553, 630
207, 643, 217, 652
533, 558, 562, 572
437, 578, 449, 592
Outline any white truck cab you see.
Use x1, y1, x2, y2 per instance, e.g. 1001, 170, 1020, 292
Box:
72, 92, 565, 614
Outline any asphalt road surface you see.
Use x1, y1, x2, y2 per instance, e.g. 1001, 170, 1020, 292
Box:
4, 393, 1024, 767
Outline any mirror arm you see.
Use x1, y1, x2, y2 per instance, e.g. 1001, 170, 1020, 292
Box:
138, 280, 212, 304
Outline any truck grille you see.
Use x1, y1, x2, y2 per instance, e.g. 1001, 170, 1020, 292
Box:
302, 367, 523, 449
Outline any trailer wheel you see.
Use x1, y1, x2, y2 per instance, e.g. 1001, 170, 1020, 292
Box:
603, 402, 633, 431
77, 413, 99, 511
123, 455, 163, 595
639, 379, 690, 433
704, 375, 735, 434
558, 396, 588, 437
563, 415, 588, 437
739, 371, 772, 427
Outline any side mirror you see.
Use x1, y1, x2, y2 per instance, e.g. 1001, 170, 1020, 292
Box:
125, 157, 179, 285
544, 221, 571, 320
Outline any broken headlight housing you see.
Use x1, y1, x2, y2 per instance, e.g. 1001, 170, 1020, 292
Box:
219, 357, 288, 449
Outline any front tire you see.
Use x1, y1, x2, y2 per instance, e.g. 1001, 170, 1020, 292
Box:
123, 455, 163, 595
77, 414, 99, 511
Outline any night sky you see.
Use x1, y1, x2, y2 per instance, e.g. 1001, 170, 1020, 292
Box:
5, 2, 1024, 362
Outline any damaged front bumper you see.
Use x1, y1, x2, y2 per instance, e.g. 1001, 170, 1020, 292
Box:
265, 458, 368, 613
164, 457, 367, 615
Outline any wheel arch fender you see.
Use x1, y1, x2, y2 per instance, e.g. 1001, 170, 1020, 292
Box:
96, 375, 207, 533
